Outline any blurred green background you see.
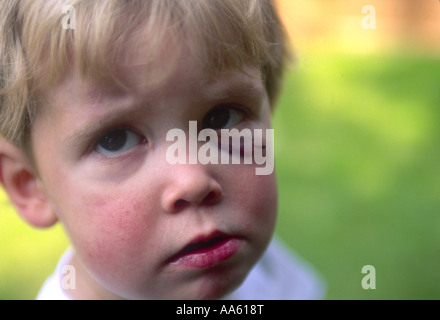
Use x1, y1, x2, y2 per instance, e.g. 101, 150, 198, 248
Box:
1, 0, 440, 299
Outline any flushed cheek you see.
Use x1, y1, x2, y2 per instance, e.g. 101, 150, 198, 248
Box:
58, 186, 160, 284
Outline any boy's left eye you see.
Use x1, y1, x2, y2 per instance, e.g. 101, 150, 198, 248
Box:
95, 128, 145, 156
202, 106, 245, 130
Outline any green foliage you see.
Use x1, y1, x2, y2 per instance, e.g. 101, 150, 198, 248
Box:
274, 51, 440, 299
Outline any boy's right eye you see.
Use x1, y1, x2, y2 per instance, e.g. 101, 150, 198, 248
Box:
95, 128, 145, 156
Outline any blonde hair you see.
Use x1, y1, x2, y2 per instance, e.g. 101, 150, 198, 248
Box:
0, 0, 289, 149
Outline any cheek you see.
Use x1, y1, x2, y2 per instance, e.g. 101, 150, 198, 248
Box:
246, 174, 278, 227
223, 166, 278, 237
55, 183, 159, 277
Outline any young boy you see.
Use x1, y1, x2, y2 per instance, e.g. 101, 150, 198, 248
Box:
0, 0, 324, 299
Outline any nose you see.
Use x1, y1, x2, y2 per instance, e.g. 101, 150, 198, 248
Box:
161, 163, 223, 213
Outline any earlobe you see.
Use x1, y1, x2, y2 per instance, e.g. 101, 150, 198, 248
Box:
0, 138, 58, 228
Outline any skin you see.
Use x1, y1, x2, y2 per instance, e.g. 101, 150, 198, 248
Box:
21, 35, 278, 299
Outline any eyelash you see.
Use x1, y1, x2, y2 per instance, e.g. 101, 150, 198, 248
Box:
90, 125, 147, 157
202, 104, 251, 130
87, 104, 253, 158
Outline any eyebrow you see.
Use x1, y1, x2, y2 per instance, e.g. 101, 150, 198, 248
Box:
206, 74, 266, 102
63, 103, 146, 151
64, 72, 265, 149
64, 115, 117, 151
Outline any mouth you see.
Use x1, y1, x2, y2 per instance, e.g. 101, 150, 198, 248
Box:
167, 232, 243, 269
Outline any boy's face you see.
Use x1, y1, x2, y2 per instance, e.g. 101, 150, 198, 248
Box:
31, 37, 278, 299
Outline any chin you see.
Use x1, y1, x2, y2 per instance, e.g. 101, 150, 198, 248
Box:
187, 264, 251, 300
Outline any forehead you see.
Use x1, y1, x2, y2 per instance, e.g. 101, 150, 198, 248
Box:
39, 36, 265, 121
113, 22, 264, 95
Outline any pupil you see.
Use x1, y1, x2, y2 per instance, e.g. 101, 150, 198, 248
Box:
204, 109, 230, 129
101, 130, 127, 151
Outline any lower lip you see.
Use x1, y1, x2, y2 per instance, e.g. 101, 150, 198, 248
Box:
170, 238, 243, 269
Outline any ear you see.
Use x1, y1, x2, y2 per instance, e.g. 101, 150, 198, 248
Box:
0, 138, 58, 228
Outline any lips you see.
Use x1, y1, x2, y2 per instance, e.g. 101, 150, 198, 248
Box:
167, 232, 242, 269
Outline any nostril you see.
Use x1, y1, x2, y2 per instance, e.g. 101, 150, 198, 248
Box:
173, 191, 220, 211
174, 192, 220, 209
203, 190, 222, 206
174, 199, 189, 211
